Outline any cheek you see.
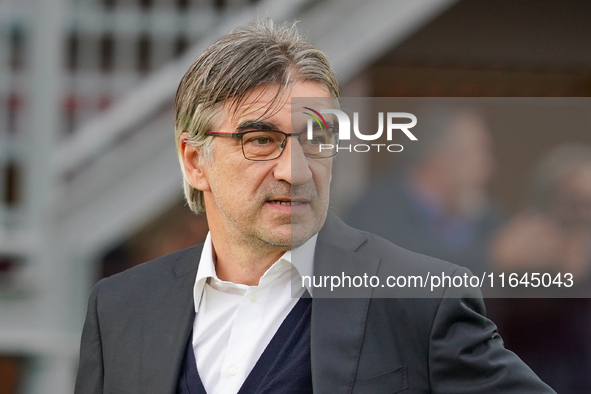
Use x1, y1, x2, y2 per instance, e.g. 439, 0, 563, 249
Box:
212, 163, 276, 201
312, 162, 333, 194
205, 160, 242, 200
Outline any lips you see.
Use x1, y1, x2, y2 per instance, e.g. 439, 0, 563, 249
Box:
268, 200, 307, 206
266, 194, 311, 207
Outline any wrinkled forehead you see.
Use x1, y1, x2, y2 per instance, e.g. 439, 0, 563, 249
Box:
221, 83, 339, 130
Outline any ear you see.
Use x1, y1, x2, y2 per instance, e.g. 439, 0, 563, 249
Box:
179, 132, 211, 192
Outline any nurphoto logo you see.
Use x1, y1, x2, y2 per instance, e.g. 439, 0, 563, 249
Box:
303, 107, 417, 153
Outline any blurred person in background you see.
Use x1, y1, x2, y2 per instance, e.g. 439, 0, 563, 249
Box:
492, 143, 591, 282
488, 143, 591, 394
346, 108, 502, 276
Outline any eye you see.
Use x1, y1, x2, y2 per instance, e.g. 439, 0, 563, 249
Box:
310, 135, 326, 145
242, 131, 283, 145
252, 136, 272, 145
306, 130, 333, 145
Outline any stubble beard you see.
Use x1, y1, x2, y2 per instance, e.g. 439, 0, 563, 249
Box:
213, 181, 327, 251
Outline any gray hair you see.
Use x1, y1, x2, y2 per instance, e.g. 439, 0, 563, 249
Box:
174, 19, 340, 214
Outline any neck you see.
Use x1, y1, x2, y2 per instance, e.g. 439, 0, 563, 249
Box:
209, 232, 288, 286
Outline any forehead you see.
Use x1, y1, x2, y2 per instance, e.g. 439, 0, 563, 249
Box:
221, 82, 332, 128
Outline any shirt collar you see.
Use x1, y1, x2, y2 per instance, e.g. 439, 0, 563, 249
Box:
193, 232, 317, 313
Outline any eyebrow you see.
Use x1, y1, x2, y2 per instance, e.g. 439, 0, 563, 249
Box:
324, 120, 337, 130
235, 120, 281, 132
236, 119, 338, 133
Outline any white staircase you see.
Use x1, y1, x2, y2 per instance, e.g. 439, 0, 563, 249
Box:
0, 0, 457, 392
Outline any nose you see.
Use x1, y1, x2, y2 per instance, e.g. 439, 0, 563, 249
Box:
273, 137, 313, 185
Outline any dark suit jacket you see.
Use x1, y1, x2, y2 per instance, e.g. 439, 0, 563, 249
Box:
75, 212, 555, 393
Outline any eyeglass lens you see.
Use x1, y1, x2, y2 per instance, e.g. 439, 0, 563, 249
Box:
241, 130, 337, 160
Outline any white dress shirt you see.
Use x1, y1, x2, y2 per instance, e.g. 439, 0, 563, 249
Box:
192, 233, 316, 394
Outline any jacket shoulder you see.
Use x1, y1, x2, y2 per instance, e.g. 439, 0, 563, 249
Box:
324, 209, 463, 277
362, 230, 463, 276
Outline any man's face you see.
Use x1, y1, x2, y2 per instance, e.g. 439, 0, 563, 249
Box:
193, 82, 333, 250
441, 113, 495, 193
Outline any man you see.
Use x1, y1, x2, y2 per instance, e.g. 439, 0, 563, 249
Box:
75, 20, 554, 393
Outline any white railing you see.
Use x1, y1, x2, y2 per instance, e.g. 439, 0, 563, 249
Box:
0, 0, 459, 393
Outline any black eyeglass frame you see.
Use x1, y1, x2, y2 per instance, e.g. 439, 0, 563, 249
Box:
204, 129, 339, 161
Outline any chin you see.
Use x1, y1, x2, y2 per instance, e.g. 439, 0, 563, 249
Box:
254, 213, 325, 248
257, 227, 313, 249
290, 223, 321, 247
256, 225, 291, 248
260, 235, 291, 248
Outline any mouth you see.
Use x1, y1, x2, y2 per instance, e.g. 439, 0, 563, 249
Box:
268, 200, 308, 206
266, 197, 311, 208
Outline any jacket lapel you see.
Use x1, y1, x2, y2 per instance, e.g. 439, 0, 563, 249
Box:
138, 245, 202, 394
134, 213, 374, 393
311, 212, 381, 393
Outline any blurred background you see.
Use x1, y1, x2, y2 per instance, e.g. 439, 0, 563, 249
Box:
1, 0, 591, 392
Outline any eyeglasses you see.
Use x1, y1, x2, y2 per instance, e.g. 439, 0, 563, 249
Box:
205, 129, 339, 161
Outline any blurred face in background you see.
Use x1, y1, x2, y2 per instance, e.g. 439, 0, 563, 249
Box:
425, 112, 495, 215
443, 113, 495, 193
550, 164, 591, 229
